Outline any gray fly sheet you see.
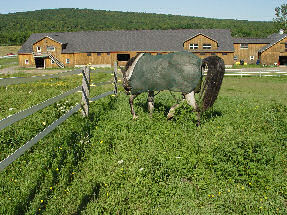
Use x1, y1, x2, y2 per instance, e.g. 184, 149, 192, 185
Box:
121, 51, 225, 120
128, 52, 202, 94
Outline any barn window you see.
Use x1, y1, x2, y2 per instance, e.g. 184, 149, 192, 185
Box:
97, 53, 101, 56
189, 44, 198, 49
222, 53, 228, 56
203, 44, 212, 49
87, 53, 92, 56
240, 44, 248, 49
117, 54, 130, 61
36, 47, 41, 52
66, 59, 70, 64
107, 53, 110, 56
200, 52, 205, 55
51, 59, 55, 64
25, 59, 29, 64
234, 56, 238, 60
47, 46, 55, 52
211, 53, 216, 56
250, 56, 254, 60
157, 53, 162, 55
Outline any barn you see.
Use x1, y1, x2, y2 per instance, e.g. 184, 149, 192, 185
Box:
18, 29, 287, 68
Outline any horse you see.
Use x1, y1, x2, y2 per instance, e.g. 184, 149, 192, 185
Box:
121, 51, 225, 120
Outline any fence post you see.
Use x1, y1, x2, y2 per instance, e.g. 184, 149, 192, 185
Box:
113, 62, 118, 95
241, 69, 243, 78
81, 66, 90, 117
259, 71, 262, 78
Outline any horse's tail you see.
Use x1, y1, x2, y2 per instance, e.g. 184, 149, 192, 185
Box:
198, 56, 225, 112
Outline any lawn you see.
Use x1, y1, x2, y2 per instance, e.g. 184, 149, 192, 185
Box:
231, 64, 276, 69
0, 75, 286, 214
0, 57, 18, 69
0, 46, 20, 69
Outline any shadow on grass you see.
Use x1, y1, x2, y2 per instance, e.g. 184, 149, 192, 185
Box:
136, 101, 172, 116
14, 113, 100, 214
14, 174, 44, 215
199, 109, 222, 124
72, 184, 101, 215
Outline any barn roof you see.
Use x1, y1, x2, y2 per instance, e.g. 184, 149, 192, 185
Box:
233, 38, 270, 44
32, 36, 66, 45
183, 33, 219, 44
18, 29, 234, 54
258, 34, 287, 53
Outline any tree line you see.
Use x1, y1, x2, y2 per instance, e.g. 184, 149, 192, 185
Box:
0, 8, 277, 46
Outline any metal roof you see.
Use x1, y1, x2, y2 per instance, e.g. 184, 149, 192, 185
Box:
18, 29, 234, 54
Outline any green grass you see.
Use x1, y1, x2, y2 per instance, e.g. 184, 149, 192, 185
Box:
0, 57, 18, 69
0, 76, 286, 214
231, 64, 275, 69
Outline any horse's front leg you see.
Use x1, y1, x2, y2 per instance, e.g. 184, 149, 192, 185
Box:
184, 91, 197, 110
129, 94, 139, 119
167, 93, 184, 119
147, 91, 155, 116
167, 103, 180, 120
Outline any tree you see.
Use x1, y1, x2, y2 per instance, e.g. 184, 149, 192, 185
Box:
274, 4, 287, 31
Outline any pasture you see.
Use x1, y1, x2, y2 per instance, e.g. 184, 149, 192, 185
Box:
0, 46, 20, 70
0, 73, 286, 214
0, 46, 20, 57
0, 57, 18, 70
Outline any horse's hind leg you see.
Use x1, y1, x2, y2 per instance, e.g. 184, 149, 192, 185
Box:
147, 91, 155, 115
129, 94, 139, 119
184, 91, 197, 110
167, 91, 198, 120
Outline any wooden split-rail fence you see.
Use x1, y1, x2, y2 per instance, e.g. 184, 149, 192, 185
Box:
0, 63, 119, 171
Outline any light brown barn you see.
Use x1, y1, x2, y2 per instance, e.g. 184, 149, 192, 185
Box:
18, 29, 287, 68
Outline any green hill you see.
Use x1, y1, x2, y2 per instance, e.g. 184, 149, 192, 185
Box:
0, 8, 276, 45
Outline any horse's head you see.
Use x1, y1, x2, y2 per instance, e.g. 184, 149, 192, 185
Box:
120, 67, 132, 95
121, 53, 143, 95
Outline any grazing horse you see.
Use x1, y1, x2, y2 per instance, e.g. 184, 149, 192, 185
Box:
121, 51, 225, 120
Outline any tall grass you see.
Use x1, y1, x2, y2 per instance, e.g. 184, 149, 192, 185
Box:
0, 76, 286, 214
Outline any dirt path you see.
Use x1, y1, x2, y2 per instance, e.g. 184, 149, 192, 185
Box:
0, 66, 66, 75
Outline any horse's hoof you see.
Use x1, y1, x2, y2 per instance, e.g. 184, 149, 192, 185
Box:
167, 114, 174, 120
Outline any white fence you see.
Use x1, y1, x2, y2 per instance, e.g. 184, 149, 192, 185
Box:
204, 69, 287, 77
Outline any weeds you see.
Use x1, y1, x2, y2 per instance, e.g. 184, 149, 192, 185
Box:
0, 76, 286, 214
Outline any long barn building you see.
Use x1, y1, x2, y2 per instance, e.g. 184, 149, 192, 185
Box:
18, 29, 287, 68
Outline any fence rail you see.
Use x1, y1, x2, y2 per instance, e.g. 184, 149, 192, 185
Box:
0, 86, 81, 131
0, 69, 83, 87
0, 64, 118, 172
204, 69, 287, 77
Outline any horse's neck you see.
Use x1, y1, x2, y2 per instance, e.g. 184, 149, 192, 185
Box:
126, 53, 144, 80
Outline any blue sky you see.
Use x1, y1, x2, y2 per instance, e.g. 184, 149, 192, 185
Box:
0, 0, 285, 21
